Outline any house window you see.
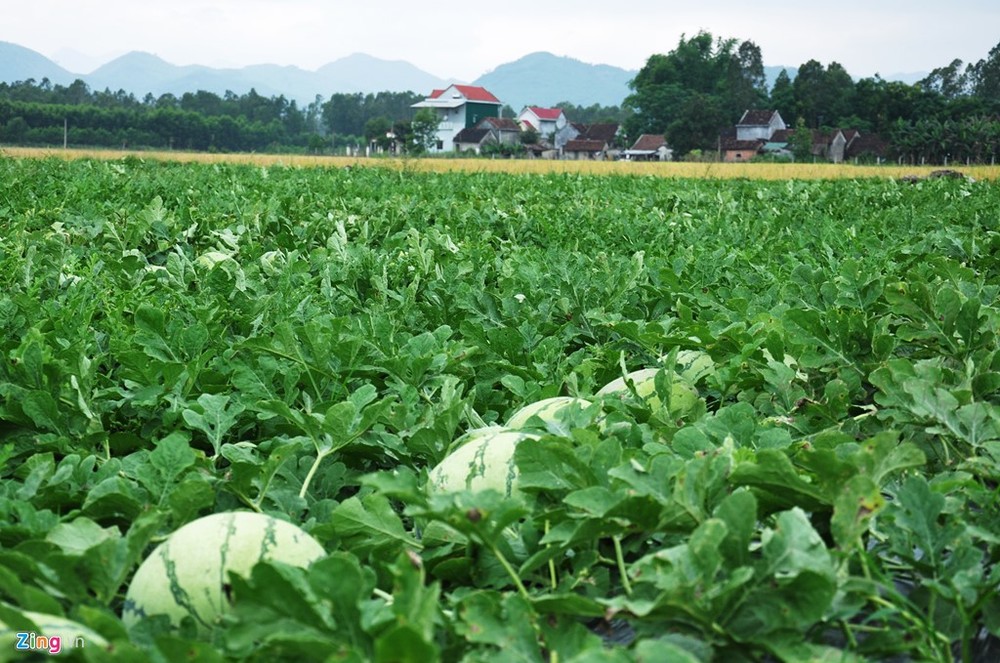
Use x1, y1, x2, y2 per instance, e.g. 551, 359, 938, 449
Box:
436, 140, 444, 150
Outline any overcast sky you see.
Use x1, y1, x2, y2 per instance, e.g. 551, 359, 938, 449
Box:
3, 1, 998, 81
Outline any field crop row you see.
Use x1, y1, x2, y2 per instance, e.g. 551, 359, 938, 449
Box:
1, 155, 999, 661
5, 145, 1000, 180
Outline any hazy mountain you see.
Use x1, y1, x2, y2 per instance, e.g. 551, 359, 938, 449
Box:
0, 40, 928, 108
315, 53, 453, 97
0, 42, 452, 102
473, 52, 636, 110
0, 41, 80, 86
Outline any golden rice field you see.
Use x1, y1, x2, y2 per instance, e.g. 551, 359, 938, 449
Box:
4, 145, 1000, 180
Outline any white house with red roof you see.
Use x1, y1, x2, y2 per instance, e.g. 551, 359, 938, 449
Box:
412, 84, 503, 153
517, 106, 567, 140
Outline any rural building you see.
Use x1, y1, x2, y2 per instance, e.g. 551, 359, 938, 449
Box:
844, 133, 888, 162
720, 137, 766, 162
517, 107, 567, 140
563, 139, 608, 160
561, 123, 622, 159
621, 134, 672, 161
453, 127, 497, 154
811, 130, 848, 162
721, 109, 788, 161
412, 84, 503, 153
720, 110, 884, 163
735, 109, 786, 141
475, 117, 523, 145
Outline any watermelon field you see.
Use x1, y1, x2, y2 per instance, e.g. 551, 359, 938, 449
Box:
2, 154, 1000, 662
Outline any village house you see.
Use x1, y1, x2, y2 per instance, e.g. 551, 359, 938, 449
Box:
621, 134, 672, 161
720, 109, 885, 163
562, 123, 622, 160
517, 106, 567, 141
736, 109, 786, 141
453, 117, 528, 154
412, 84, 503, 153
721, 110, 787, 162
453, 127, 497, 154
476, 117, 523, 146
844, 133, 889, 162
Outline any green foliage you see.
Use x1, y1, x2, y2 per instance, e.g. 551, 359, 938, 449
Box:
1, 157, 1000, 660
624, 31, 768, 155
790, 116, 813, 162
409, 108, 441, 155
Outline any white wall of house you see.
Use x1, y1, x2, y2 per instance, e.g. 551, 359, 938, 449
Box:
736, 112, 786, 141
555, 124, 578, 151
432, 105, 466, 151
518, 108, 566, 141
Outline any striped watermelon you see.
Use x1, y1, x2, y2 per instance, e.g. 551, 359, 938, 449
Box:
428, 427, 540, 498
0, 608, 108, 657
122, 512, 325, 631
597, 367, 704, 420
670, 349, 715, 384
506, 396, 593, 429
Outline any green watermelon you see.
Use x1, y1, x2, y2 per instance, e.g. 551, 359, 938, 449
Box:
505, 396, 593, 429
0, 607, 108, 659
670, 349, 715, 384
597, 367, 704, 420
122, 512, 325, 631
428, 427, 540, 498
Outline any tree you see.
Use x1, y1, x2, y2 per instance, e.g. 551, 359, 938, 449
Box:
392, 119, 413, 153
624, 31, 768, 156
968, 40, 1000, 110
727, 40, 768, 115
409, 108, 440, 154
555, 101, 626, 125
919, 59, 971, 100
769, 69, 795, 122
824, 62, 855, 125
792, 60, 826, 127
789, 117, 813, 162
364, 115, 393, 150
667, 92, 727, 156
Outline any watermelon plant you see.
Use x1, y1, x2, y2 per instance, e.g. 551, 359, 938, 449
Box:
0, 155, 999, 661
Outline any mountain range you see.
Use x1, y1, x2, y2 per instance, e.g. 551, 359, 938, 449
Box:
0, 41, 926, 110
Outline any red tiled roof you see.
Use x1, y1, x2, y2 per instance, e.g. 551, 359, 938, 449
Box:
428, 85, 500, 103
460, 85, 501, 103
526, 106, 563, 120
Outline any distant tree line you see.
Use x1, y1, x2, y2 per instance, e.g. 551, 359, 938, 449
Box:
0, 79, 432, 153
624, 32, 1000, 163
2, 35, 999, 162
